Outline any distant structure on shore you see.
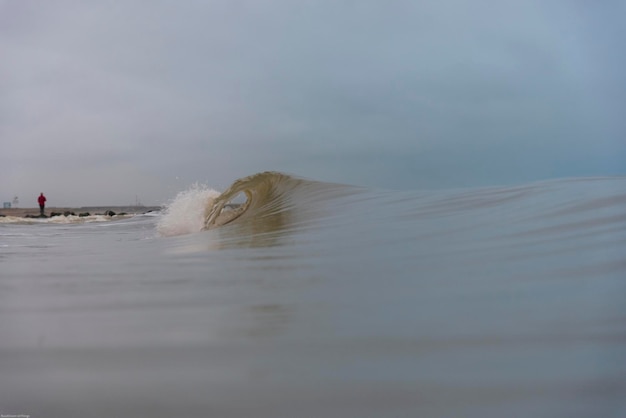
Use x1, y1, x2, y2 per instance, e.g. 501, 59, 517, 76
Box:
3, 196, 19, 209
134, 195, 144, 207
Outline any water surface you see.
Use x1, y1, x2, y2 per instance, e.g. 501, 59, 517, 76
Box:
1, 173, 625, 417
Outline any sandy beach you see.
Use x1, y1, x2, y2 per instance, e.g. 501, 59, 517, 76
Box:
0, 206, 161, 218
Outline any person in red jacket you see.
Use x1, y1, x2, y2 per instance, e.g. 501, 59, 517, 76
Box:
38, 193, 47, 216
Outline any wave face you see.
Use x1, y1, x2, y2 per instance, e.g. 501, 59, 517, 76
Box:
158, 173, 626, 268
161, 172, 626, 250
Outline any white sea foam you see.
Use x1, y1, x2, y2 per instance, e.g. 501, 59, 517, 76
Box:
48, 215, 115, 224
157, 183, 220, 237
0, 214, 126, 224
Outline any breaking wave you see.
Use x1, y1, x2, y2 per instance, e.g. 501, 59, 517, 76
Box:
157, 171, 356, 237
6, 173, 625, 241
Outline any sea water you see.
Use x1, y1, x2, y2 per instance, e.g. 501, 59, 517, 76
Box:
1, 172, 625, 417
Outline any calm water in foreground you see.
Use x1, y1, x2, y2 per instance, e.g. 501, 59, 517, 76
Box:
1, 173, 625, 417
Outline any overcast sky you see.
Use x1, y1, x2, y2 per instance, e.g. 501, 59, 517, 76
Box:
2, 0, 625, 206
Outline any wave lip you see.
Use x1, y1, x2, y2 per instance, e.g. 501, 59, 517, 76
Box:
204, 171, 357, 232
206, 172, 299, 228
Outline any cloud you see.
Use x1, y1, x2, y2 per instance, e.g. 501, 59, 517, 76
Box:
1, 0, 625, 205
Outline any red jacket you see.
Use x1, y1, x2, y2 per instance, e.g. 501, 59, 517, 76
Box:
38, 195, 46, 206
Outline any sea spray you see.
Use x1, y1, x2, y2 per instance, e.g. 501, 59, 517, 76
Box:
157, 183, 220, 236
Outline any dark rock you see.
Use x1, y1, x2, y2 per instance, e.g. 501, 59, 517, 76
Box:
0, 214, 5, 217
105, 210, 116, 216
79, 212, 90, 217
117, 212, 127, 216
63, 211, 76, 217
50, 212, 62, 217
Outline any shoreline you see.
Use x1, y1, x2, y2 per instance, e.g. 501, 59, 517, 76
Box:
0, 206, 161, 218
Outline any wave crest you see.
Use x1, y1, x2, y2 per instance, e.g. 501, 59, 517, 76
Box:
158, 172, 356, 238
204, 172, 305, 228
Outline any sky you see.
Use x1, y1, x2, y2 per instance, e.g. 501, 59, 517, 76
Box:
1, 0, 625, 206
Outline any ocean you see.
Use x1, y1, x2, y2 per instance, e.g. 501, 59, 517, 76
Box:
1, 171, 625, 417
